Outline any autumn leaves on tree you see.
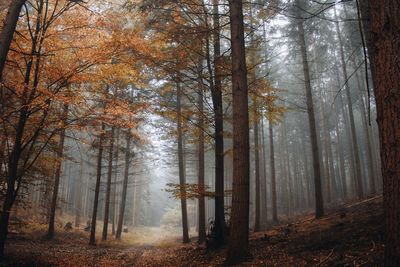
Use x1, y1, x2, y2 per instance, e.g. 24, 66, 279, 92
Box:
0, 0, 399, 265
0, 0, 149, 254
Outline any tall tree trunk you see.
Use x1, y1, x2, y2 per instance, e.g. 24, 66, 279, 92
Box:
0, 11, 41, 251
0, 0, 25, 81
47, 104, 69, 239
367, 1, 400, 264
254, 116, 261, 231
116, 131, 132, 239
112, 128, 120, 235
356, 72, 377, 195
177, 82, 190, 243
197, 63, 206, 244
269, 121, 278, 223
75, 157, 83, 228
297, 11, 324, 218
334, 6, 364, 199
227, 0, 250, 262
0, 108, 28, 257
333, 100, 348, 200
261, 118, 267, 226
211, 0, 226, 245
248, 0, 261, 232
89, 122, 105, 245
102, 126, 115, 241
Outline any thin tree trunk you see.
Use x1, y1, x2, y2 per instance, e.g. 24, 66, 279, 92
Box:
227, 0, 250, 261
116, 131, 132, 239
89, 122, 105, 245
211, 0, 226, 245
356, 72, 376, 195
269, 122, 278, 223
102, 126, 115, 241
254, 116, 261, 231
297, 12, 324, 218
251, 76, 261, 230
367, 1, 400, 264
176, 82, 190, 243
112, 128, 120, 235
197, 62, 206, 245
47, 104, 69, 239
334, 6, 364, 199
75, 157, 83, 228
261, 118, 267, 226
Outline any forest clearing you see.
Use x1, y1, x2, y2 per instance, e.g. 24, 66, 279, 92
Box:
0, 0, 399, 266
2, 195, 384, 266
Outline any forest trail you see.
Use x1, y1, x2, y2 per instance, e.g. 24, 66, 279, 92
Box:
2, 195, 384, 266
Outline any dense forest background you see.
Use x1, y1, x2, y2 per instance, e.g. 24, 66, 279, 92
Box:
0, 0, 399, 266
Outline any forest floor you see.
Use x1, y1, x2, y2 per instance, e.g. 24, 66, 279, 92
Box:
1, 195, 384, 266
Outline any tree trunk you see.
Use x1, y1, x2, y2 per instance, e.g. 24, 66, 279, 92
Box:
334, 6, 364, 199
197, 62, 206, 244
211, 0, 226, 245
47, 104, 69, 239
254, 116, 261, 231
112, 128, 120, 235
269, 122, 278, 223
356, 72, 377, 195
177, 82, 190, 243
367, 1, 400, 264
75, 157, 83, 228
102, 126, 115, 241
297, 12, 324, 218
261, 118, 267, 226
0, 0, 25, 81
89, 122, 105, 245
116, 131, 132, 239
227, 0, 250, 262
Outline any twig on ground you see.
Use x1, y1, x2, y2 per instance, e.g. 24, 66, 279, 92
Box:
317, 248, 334, 266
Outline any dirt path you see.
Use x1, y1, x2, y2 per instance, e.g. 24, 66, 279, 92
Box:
2, 196, 384, 266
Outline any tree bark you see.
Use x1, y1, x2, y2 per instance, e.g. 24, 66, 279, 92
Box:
269, 122, 278, 223
197, 62, 206, 244
227, 0, 250, 262
254, 116, 261, 231
116, 131, 132, 239
297, 11, 324, 218
211, 0, 226, 245
356, 72, 377, 195
0, 0, 25, 81
102, 126, 115, 241
261, 118, 267, 226
112, 128, 120, 235
75, 157, 83, 228
367, 0, 400, 264
47, 104, 69, 239
89, 122, 105, 245
177, 82, 190, 243
334, 6, 364, 199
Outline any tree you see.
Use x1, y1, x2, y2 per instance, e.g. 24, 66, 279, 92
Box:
102, 126, 115, 241
227, 0, 250, 263
116, 130, 132, 240
47, 104, 69, 239
269, 121, 278, 223
295, 1, 324, 218
333, 6, 364, 200
89, 122, 105, 245
367, 0, 400, 265
0, 0, 26, 81
211, 0, 226, 245
196, 61, 206, 244
0, 0, 102, 256
176, 81, 190, 243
